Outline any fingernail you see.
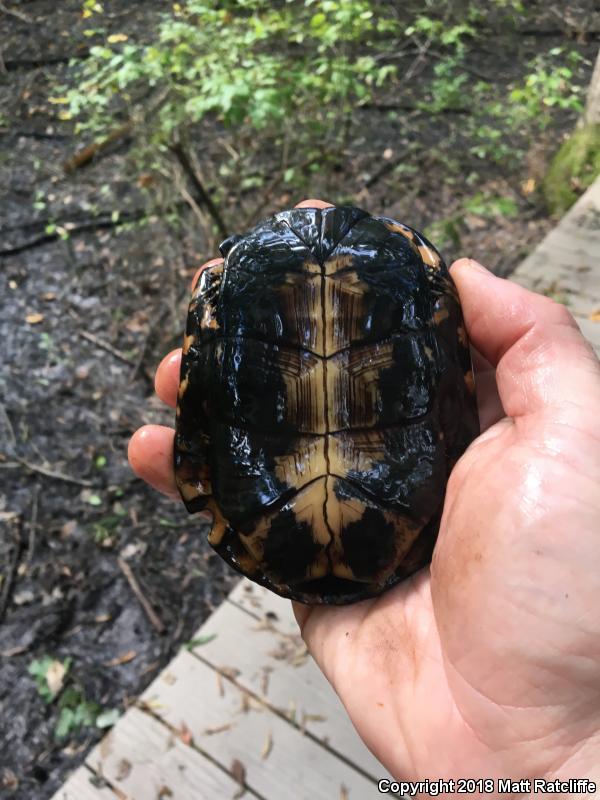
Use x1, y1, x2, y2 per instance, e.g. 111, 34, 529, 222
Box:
466, 258, 490, 274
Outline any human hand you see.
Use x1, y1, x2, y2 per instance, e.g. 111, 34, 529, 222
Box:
128, 199, 600, 784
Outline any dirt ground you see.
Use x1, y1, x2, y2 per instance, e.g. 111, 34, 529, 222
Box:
0, 1, 598, 798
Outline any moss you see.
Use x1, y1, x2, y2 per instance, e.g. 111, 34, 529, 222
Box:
543, 123, 600, 215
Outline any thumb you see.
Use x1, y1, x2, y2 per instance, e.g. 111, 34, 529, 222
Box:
450, 259, 600, 422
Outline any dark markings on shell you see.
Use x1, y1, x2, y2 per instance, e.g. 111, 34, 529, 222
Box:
174, 206, 480, 604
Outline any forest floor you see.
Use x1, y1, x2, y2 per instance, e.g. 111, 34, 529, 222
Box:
0, 1, 598, 798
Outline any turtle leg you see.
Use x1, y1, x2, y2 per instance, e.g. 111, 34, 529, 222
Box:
174, 264, 224, 513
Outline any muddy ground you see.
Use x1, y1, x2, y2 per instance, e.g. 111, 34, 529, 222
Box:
0, 1, 598, 798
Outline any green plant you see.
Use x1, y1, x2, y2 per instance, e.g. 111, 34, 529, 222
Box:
29, 655, 120, 739
543, 123, 600, 213
28, 656, 72, 703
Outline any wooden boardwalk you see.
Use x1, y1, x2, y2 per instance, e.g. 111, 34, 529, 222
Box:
51, 580, 394, 800
52, 177, 600, 800
510, 175, 600, 355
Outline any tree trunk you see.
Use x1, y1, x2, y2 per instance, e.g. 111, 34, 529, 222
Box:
584, 48, 600, 125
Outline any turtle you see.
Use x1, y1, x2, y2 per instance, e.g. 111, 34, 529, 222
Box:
174, 205, 479, 605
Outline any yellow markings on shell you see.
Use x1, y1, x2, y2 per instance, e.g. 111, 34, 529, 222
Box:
206, 499, 231, 547
383, 220, 414, 239
328, 433, 376, 479
424, 345, 435, 363
201, 306, 219, 331
275, 274, 323, 354
178, 374, 189, 399
273, 438, 327, 491
301, 255, 321, 275
323, 253, 355, 276
457, 325, 468, 347
177, 480, 202, 503
182, 334, 195, 355
433, 306, 450, 325
464, 370, 476, 395
278, 350, 327, 434
417, 244, 442, 270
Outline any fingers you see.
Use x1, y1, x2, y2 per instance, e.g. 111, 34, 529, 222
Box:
294, 198, 335, 209
471, 346, 504, 431
450, 258, 600, 420
128, 425, 179, 498
155, 349, 181, 409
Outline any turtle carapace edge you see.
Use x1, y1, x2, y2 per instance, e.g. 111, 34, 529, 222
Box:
174, 205, 479, 605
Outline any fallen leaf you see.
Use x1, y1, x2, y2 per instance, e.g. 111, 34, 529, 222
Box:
107, 33, 128, 43
158, 786, 173, 799
183, 633, 217, 650
203, 722, 232, 735
104, 650, 137, 667
231, 758, 246, 799
25, 313, 44, 325
41, 292, 56, 301
261, 730, 273, 760
220, 666, 241, 680
521, 177, 536, 195
179, 720, 193, 746
340, 784, 349, 800
46, 659, 68, 696
115, 759, 132, 781
588, 308, 600, 322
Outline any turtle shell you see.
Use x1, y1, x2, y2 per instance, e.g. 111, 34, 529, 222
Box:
174, 206, 479, 605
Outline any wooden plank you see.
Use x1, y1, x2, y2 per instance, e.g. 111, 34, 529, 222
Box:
190, 582, 390, 781
228, 579, 301, 634
85, 705, 249, 800
49, 765, 118, 800
511, 176, 600, 354
141, 648, 384, 799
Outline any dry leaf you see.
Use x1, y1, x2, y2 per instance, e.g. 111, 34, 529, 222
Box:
115, 759, 131, 781
46, 659, 68, 696
588, 308, 600, 322
41, 292, 56, 301
104, 650, 137, 667
521, 177, 536, 195
261, 666, 273, 695
340, 784, 349, 800
25, 313, 44, 325
220, 666, 241, 680
261, 730, 273, 760
203, 723, 232, 735
231, 758, 246, 799
179, 720, 193, 746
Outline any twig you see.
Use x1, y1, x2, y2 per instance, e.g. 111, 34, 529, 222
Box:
26, 484, 39, 565
118, 558, 166, 634
63, 122, 132, 173
0, 2, 32, 22
63, 88, 170, 173
170, 142, 229, 238
17, 457, 94, 487
80, 330, 135, 365
0, 520, 23, 624
0, 402, 17, 450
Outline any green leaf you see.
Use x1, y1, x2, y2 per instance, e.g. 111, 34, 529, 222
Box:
183, 633, 217, 650
87, 494, 102, 506
96, 708, 120, 728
